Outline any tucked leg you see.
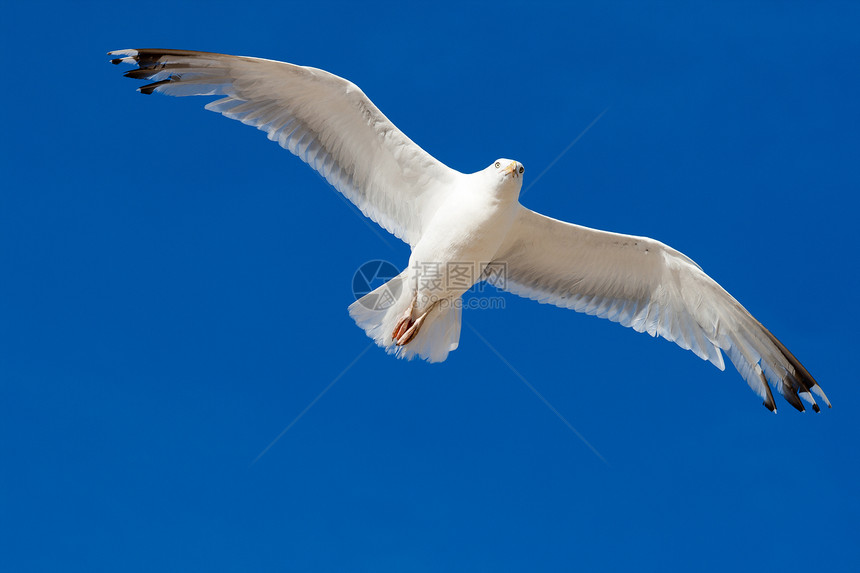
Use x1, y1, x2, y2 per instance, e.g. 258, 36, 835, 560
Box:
395, 302, 436, 346
392, 294, 416, 341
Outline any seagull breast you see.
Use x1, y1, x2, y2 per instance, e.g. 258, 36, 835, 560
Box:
407, 170, 521, 310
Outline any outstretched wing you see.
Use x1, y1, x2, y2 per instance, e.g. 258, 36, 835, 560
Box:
110, 49, 458, 246
491, 206, 830, 413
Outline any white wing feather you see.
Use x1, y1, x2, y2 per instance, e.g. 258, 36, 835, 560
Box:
492, 206, 830, 413
109, 49, 458, 245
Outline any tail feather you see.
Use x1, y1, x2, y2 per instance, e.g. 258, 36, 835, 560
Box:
348, 272, 461, 363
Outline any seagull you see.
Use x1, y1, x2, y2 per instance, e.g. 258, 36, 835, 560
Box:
109, 48, 830, 413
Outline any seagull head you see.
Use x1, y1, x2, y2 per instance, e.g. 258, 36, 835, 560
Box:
493, 159, 525, 179
489, 159, 525, 196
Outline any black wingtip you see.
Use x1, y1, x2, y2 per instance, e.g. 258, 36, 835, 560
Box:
787, 393, 806, 413
124, 69, 155, 80
139, 79, 171, 95
812, 403, 821, 413
759, 322, 829, 412
757, 369, 778, 414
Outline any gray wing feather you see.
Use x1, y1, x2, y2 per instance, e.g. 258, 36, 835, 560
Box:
492, 206, 829, 413
110, 49, 457, 246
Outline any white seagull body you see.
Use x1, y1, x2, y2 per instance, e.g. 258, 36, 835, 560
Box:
110, 49, 830, 413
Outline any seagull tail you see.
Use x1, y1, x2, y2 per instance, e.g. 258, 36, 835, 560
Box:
348, 272, 461, 363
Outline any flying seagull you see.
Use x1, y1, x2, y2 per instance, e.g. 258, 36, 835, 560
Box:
109, 48, 830, 413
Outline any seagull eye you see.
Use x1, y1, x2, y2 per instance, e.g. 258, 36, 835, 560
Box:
495, 162, 500, 168
518, 166, 524, 174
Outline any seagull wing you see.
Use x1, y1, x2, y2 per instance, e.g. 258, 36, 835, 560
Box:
110, 49, 458, 245
491, 206, 830, 413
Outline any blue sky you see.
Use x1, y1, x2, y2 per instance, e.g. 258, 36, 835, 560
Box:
2, 1, 859, 571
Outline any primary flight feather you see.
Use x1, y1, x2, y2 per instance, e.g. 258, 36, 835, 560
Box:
109, 48, 830, 413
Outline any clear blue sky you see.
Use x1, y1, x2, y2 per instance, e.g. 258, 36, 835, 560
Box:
2, 1, 858, 571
